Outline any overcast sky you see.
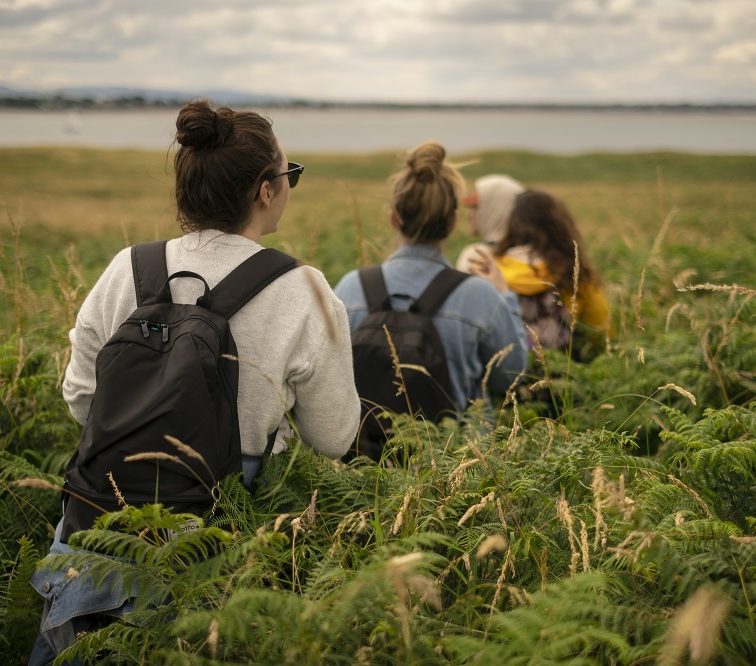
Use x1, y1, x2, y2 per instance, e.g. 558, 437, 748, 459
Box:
2, 0, 755, 103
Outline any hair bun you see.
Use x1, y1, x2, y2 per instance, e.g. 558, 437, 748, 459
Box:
175, 101, 233, 148
406, 141, 446, 182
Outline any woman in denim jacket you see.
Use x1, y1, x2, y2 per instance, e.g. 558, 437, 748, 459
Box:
335, 142, 528, 419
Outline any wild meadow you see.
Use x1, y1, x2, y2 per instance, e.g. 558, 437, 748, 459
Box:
0, 146, 754, 664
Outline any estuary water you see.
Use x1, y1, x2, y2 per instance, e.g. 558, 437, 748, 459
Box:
1, 107, 755, 154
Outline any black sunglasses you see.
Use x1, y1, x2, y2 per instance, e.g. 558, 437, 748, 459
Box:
274, 161, 304, 188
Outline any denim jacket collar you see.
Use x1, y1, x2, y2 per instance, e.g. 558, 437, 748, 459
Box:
387, 243, 451, 267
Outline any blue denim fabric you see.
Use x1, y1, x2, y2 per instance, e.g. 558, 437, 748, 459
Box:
334, 244, 528, 410
29, 518, 137, 665
242, 454, 263, 488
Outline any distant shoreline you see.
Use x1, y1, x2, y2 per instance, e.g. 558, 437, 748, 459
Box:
2, 98, 755, 114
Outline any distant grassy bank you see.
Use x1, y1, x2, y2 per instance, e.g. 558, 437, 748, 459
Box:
1, 147, 754, 334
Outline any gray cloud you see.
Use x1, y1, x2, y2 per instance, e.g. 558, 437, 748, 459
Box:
0, 0, 753, 102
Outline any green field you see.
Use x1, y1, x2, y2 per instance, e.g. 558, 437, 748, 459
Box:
1, 147, 754, 664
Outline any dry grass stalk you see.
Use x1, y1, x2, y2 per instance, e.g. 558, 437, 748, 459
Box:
273, 513, 291, 532
164, 435, 215, 481
542, 419, 557, 459
672, 267, 698, 290
476, 534, 509, 559
329, 510, 369, 556
207, 618, 219, 659
355, 646, 373, 665
506, 396, 522, 454
12, 478, 60, 491
657, 383, 697, 406
650, 207, 677, 258
678, 282, 755, 298
528, 378, 551, 393
123, 451, 182, 464
667, 475, 713, 518
481, 343, 514, 396
489, 548, 515, 618
569, 240, 580, 334
466, 440, 486, 462
658, 586, 731, 665
634, 265, 648, 331
527, 324, 548, 371
106, 471, 128, 508
458, 491, 495, 527
447, 458, 479, 492
495, 498, 508, 529
538, 547, 548, 592
730, 535, 756, 545
591, 467, 608, 550
386, 552, 435, 652
507, 585, 532, 607
460, 552, 471, 572
606, 530, 654, 561
306, 489, 318, 524
579, 520, 590, 572
383, 325, 413, 414
556, 496, 580, 577
406, 574, 442, 612
635, 207, 677, 330
636, 345, 646, 364
392, 485, 416, 535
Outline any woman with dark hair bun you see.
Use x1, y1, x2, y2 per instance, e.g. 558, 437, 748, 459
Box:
335, 141, 527, 458
28, 100, 360, 665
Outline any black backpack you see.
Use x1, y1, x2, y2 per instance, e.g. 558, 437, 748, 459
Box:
61, 240, 298, 542
347, 265, 469, 461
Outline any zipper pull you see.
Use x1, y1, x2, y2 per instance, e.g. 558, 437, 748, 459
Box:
162, 324, 169, 343
140, 320, 150, 338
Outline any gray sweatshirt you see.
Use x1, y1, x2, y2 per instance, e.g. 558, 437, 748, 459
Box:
62, 230, 360, 459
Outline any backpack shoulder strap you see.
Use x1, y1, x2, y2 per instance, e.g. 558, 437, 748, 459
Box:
412, 268, 469, 317
205, 248, 299, 319
358, 266, 391, 313
131, 240, 170, 306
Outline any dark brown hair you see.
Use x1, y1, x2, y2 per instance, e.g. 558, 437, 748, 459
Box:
390, 141, 464, 243
495, 190, 599, 293
174, 100, 282, 233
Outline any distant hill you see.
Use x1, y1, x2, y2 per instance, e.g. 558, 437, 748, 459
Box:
0, 85, 754, 112
0, 85, 296, 109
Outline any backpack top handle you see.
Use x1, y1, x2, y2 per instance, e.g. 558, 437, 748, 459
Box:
132, 243, 299, 317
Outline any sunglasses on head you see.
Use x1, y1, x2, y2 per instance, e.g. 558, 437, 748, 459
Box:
275, 161, 304, 188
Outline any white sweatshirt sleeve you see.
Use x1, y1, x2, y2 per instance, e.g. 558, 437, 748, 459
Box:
62, 248, 135, 424
287, 269, 360, 458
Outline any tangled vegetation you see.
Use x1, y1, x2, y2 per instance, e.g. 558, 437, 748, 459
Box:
0, 148, 754, 664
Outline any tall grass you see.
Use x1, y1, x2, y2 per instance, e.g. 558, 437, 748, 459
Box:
0, 147, 754, 664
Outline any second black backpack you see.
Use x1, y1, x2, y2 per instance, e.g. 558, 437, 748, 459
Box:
348, 265, 469, 461
61, 241, 298, 542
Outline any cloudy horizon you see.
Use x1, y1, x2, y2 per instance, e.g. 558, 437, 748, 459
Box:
2, 0, 755, 104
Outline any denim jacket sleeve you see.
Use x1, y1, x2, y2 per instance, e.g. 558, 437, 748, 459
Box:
478, 289, 528, 394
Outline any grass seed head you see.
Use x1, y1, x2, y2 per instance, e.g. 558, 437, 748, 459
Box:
477, 534, 509, 558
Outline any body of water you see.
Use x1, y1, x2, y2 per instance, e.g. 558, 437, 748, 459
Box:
1, 108, 755, 154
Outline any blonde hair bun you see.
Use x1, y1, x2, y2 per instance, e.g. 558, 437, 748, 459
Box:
406, 142, 446, 182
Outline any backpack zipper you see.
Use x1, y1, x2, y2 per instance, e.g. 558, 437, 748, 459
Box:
138, 319, 169, 342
